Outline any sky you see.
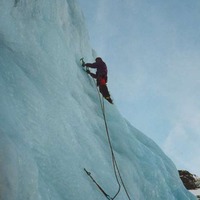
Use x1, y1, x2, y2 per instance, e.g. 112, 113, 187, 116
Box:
77, 0, 200, 175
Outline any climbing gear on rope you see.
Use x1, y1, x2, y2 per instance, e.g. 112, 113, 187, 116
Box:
84, 168, 112, 200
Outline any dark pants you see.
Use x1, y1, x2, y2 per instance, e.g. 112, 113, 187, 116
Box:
89, 72, 111, 99
97, 76, 110, 98
99, 85, 110, 98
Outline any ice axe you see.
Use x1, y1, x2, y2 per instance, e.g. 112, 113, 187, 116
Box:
80, 58, 90, 73
80, 57, 85, 67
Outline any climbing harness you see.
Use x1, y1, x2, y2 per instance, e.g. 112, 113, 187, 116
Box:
81, 58, 131, 200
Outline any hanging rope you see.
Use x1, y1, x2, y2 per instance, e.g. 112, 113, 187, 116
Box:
94, 85, 121, 199
92, 77, 132, 200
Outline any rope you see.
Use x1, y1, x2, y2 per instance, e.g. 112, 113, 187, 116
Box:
93, 78, 132, 200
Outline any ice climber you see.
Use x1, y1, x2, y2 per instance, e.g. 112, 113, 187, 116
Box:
84, 57, 113, 104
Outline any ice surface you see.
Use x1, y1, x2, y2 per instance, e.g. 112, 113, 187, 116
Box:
0, 0, 197, 199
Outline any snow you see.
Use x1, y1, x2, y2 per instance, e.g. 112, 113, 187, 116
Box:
0, 0, 197, 200
190, 189, 200, 196
190, 189, 200, 199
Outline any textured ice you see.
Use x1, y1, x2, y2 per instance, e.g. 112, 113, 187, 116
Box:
0, 0, 197, 199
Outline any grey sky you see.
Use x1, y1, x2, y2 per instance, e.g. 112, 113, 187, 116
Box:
77, 0, 200, 175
